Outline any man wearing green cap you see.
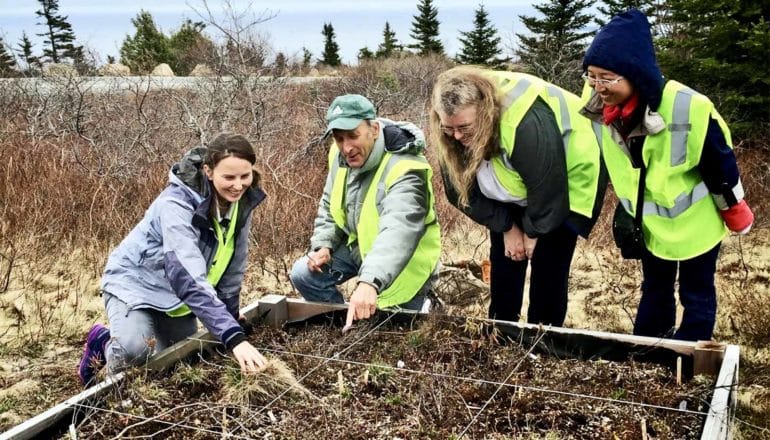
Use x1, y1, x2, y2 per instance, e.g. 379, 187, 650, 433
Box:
290, 94, 441, 327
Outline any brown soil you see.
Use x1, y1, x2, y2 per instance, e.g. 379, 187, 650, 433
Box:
72, 316, 712, 440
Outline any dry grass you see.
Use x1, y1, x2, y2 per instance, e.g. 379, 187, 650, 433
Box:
221, 357, 313, 405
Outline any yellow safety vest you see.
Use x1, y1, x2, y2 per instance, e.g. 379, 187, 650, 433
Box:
327, 145, 441, 308
167, 200, 240, 317
598, 80, 729, 260
486, 71, 603, 219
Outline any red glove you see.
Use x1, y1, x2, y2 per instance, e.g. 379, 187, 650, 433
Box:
720, 199, 754, 234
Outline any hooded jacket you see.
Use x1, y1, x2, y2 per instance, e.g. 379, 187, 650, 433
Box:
581, 8, 747, 259
310, 119, 436, 293
101, 147, 266, 349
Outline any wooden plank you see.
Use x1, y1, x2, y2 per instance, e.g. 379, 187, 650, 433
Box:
487, 317, 700, 357
694, 341, 727, 376
700, 344, 740, 440
285, 299, 348, 323
0, 372, 126, 440
258, 294, 288, 327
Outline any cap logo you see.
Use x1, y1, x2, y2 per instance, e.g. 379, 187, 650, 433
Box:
332, 105, 344, 115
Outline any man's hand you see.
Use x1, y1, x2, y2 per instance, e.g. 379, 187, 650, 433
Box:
232, 341, 267, 374
503, 224, 526, 261
306, 247, 332, 272
523, 235, 538, 259
343, 282, 378, 332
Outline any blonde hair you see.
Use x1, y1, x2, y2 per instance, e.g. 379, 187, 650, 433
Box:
429, 66, 501, 207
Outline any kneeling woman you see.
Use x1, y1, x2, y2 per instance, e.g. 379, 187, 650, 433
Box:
78, 133, 267, 385
430, 66, 607, 326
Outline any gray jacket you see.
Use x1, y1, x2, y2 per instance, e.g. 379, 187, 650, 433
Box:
310, 119, 432, 291
101, 147, 266, 349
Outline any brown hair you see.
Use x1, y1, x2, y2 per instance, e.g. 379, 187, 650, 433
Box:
429, 66, 501, 207
205, 132, 261, 187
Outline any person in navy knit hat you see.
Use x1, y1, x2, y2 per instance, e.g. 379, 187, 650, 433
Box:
581, 9, 754, 341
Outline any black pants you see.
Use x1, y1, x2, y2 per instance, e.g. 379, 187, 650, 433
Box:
488, 224, 578, 326
634, 243, 720, 341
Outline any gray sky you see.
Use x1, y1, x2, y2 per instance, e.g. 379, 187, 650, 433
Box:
0, 0, 543, 65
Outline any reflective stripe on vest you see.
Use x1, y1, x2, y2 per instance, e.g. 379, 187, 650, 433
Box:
327, 145, 441, 309
167, 200, 240, 317
601, 80, 729, 260
487, 71, 602, 218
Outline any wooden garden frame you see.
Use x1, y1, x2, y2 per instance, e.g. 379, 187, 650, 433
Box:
0, 295, 739, 440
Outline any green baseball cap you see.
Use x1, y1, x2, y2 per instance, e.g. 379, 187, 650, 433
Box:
325, 94, 376, 135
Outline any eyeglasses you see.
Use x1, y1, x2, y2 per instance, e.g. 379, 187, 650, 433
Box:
582, 73, 624, 87
440, 123, 474, 137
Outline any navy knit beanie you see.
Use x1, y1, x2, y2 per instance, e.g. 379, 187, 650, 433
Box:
583, 9, 665, 111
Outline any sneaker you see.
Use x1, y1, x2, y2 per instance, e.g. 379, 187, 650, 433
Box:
77, 324, 110, 386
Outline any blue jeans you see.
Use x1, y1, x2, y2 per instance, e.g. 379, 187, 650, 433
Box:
289, 244, 428, 310
633, 243, 721, 341
103, 292, 198, 372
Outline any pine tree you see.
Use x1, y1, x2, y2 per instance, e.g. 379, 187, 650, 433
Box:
358, 47, 374, 61
301, 47, 313, 70
120, 10, 174, 74
457, 3, 507, 68
320, 23, 341, 67
516, 0, 593, 91
35, 0, 81, 63
409, 0, 444, 56
168, 19, 215, 75
657, 0, 770, 136
0, 38, 17, 77
595, 0, 656, 28
16, 32, 39, 72
376, 22, 401, 59
273, 52, 287, 76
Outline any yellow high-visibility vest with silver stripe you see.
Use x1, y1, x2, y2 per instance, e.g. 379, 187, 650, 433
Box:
596, 80, 729, 260
327, 144, 441, 309
486, 71, 603, 219
167, 200, 240, 317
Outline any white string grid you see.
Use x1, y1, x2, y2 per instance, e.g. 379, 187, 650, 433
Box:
67, 316, 752, 439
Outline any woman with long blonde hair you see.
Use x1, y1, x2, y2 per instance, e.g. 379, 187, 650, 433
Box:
430, 66, 606, 325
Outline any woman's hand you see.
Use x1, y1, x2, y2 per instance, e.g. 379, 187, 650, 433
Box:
232, 341, 267, 374
503, 224, 526, 261
523, 235, 538, 259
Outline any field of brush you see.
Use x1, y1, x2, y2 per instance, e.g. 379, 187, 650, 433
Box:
0, 61, 768, 438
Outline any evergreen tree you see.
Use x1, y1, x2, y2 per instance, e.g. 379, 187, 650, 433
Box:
35, 0, 81, 63
595, 0, 656, 28
0, 38, 17, 77
358, 47, 374, 61
409, 0, 444, 56
657, 0, 770, 136
376, 22, 401, 59
301, 47, 313, 70
457, 3, 507, 68
168, 19, 215, 75
273, 52, 287, 75
16, 32, 39, 72
320, 23, 341, 67
516, 0, 593, 91
120, 10, 174, 74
